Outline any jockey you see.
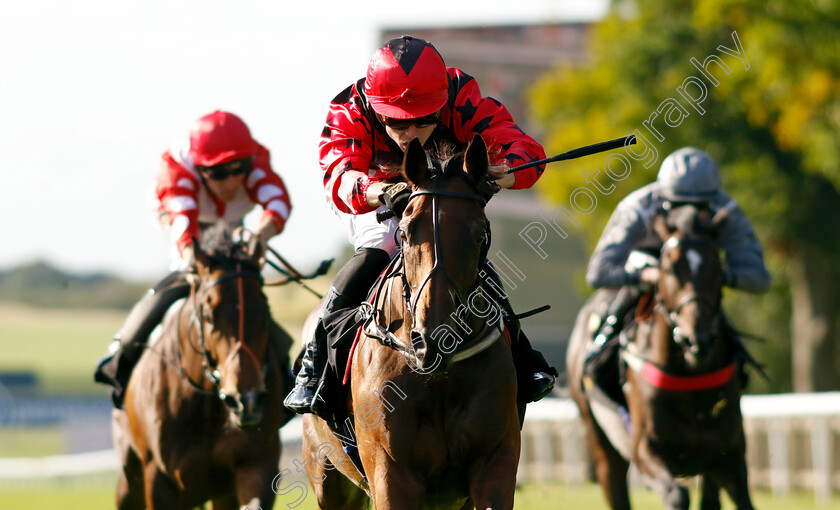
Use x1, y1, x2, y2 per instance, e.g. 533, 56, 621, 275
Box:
586, 146, 770, 365
284, 35, 558, 415
94, 110, 293, 409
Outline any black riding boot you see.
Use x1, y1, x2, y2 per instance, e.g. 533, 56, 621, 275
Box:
283, 286, 351, 415
585, 286, 643, 378
481, 262, 558, 403
94, 272, 190, 409
283, 246, 392, 416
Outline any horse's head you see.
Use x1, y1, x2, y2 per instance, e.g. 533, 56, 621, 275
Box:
192, 235, 270, 428
651, 203, 728, 369
397, 135, 491, 372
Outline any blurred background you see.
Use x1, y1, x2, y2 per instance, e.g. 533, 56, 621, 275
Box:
1, 0, 839, 508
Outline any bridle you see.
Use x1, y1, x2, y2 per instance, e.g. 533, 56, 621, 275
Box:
654, 236, 722, 346
400, 179, 490, 326
183, 260, 267, 402
365, 171, 501, 364
400, 174, 490, 328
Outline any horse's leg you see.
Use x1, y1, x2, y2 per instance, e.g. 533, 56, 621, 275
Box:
581, 411, 631, 510
368, 460, 424, 510
467, 439, 519, 510
232, 459, 279, 510
144, 461, 184, 510
633, 439, 689, 510
710, 456, 754, 510
117, 447, 146, 510
699, 476, 721, 510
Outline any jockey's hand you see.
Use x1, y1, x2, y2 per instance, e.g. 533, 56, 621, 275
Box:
488, 164, 515, 189
640, 267, 660, 285
477, 174, 500, 202
181, 243, 197, 270
379, 182, 411, 219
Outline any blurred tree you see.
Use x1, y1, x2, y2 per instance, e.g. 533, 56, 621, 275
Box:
530, 0, 840, 392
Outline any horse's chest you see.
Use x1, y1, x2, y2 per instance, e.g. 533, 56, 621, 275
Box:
646, 390, 741, 463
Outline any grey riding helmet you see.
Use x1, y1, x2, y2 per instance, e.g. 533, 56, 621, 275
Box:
656, 147, 721, 202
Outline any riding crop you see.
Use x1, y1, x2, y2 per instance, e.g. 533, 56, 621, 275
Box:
507, 134, 637, 173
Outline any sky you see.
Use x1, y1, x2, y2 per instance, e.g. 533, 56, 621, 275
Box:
0, 0, 606, 282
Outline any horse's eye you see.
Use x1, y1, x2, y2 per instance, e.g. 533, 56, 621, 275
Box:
475, 232, 486, 246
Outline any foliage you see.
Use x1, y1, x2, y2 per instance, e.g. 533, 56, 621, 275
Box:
530, 0, 840, 391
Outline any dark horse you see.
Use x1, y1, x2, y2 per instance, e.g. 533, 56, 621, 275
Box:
567, 205, 754, 510
113, 234, 290, 509
298, 135, 520, 509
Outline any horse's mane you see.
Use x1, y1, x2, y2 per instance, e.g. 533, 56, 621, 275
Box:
197, 223, 260, 273
201, 223, 237, 258
428, 142, 466, 178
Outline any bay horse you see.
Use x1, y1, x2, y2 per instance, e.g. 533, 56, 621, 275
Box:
298, 135, 520, 510
567, 204, 754, 510
113, 234, 290, 509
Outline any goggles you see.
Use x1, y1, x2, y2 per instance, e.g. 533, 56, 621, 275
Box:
378, 110, 440, 130
197, 158, 252, 181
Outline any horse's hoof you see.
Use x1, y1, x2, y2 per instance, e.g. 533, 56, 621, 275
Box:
665, 485, 690, 510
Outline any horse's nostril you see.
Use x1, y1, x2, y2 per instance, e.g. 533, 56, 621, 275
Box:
223, 394, 240, 411
255, 391, 268, 409
410, 331, 425, 350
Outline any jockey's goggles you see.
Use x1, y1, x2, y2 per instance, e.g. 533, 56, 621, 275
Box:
196, 157, 252, 181
378, 110, 440, 130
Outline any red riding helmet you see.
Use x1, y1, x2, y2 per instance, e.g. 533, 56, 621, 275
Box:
188, 111, 257, 167
364, 36, 449, 119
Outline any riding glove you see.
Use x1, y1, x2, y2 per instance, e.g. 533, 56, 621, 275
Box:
379, 182, 412, 219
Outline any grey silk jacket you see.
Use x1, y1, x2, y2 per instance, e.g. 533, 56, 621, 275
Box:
586, 182, 771, 293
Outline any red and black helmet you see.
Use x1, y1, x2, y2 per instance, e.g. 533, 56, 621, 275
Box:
364, 36, 449, 119
188, 111, 258, 167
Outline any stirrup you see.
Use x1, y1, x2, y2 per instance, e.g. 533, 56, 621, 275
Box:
530, 372, 556, 402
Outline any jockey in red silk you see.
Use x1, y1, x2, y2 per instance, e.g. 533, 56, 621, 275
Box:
95, 111, 294, 409
285, 35, 558, 416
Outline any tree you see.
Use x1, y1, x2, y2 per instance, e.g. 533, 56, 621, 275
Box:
530, 0, 840, 392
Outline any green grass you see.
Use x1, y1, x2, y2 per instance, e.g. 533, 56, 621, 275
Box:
0, 483, 837, 509
0, 305, 124, 396
0, 291, 322, 397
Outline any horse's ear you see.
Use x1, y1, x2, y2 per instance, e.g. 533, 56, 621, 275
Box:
652, 210, 674, 242
464, 133, 489, 184
402, 138, 430, 186
711, 201, 733, 238
192, 238, 212, 274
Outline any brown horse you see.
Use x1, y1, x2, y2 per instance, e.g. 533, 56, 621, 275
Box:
112, 235, 290, 509
567, 205, 754, 510
297, 135, 520, 510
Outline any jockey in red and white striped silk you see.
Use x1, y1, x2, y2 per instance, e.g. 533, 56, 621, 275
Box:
157, 111, 291, 269
95, 111, 293, 409
285, 35, 557, 416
